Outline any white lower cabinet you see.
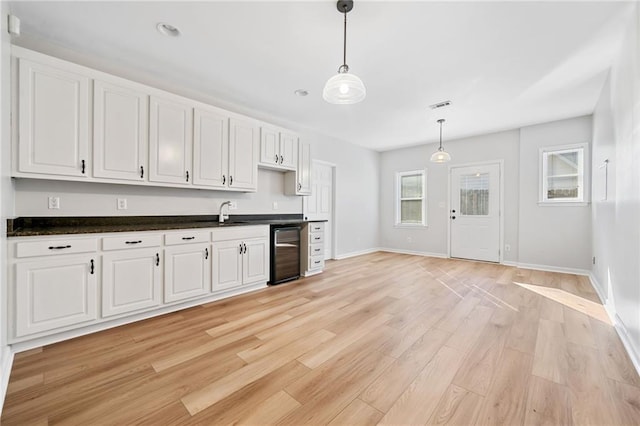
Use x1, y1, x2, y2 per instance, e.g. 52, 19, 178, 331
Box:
9, 225, 270, 344
164, 242, 211, 303
102, 248, 162, 317
15, 254, 98, 337
212, 226, 269, 292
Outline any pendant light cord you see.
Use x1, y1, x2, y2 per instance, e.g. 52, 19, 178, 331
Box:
439, 121, 443, 150
342, 7, 348, 68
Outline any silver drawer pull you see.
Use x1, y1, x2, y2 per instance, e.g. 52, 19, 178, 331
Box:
182, 237, 195, 241
125, 240, 143, 245
48, 245, 71, 250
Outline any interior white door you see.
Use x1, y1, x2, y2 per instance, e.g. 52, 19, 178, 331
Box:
305, 161, 334, 259
450, 163, 500, 262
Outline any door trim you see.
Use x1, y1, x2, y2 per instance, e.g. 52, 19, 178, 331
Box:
447, 160, 505, 263
304, 159, 337, 260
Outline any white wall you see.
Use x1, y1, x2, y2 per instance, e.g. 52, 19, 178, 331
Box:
379, 130, 520, 261
1, 3, 16, 410
14, 169, 301, 217
306, 132, 380, 258
518, 116, 593, 271
591, 3, 640, 368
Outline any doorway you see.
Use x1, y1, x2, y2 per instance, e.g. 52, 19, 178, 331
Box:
303, 160, 335, 260
449, 162, 502, 262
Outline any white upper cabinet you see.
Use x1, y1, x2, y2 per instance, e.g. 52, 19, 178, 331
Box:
193, 107, 229, 188
229, 118, 258, 191
93, 79, 148, 181
259, 127, 298, 171
285, 139, 312, 195
279, 132, 299, 170
149, 95, 193, 185
17, 58, 90, 177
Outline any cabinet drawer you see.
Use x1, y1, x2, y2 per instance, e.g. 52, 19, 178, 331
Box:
309, 232, 324, 244
309, 222, 324, 233
309, 255, 325, 270
102, 234, 162, 251
309, 243, 324, 257
165, 231, 210, 246
15, 238, 98, 258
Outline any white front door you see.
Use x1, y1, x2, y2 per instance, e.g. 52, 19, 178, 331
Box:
304, 161, 334, 260
450, 163, 501, 262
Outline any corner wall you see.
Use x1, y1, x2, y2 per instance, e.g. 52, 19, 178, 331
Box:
518, 116, 593, 272
591, 3, 640, 369
1, 3, 16, 410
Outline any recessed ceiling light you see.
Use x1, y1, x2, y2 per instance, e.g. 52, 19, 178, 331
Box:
294, 89, 309, 97
156, 22, 181, 37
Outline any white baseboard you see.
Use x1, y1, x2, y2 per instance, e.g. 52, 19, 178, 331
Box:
511, 262, 590, 276
378, 247, 448, 258
334, 247, 381, 260
588, 273, 640, 377
0, 346, 14, 414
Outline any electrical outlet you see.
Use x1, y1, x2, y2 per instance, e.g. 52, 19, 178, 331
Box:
272, 201, 278, 210
48, 196, 60, 210
505, 244, 511, 252
117, 198, 128, 210
229, 201, 237, 210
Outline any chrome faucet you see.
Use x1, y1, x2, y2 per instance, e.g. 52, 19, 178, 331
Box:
219, 201, 232, 223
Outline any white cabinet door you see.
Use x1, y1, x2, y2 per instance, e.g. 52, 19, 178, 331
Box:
18, 58, 90, 177
243, 238, 269, 285
259, 126, 280, 167
279, 132, 299, 171
102, 248, 162, 317
212, 240, 243, 291
193, 107, 229, 188
93, 79, 148, 181
228, 118, 258, 191
15, 254, 97, 337
149, 95, 193, 185
297, 139, 312, 195
164, 243, 211, 303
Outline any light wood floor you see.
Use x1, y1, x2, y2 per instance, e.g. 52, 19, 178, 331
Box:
3, 252, 640, 425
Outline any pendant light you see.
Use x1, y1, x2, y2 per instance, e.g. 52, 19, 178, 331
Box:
430, 119, 451, 163
323, 0, 366, 105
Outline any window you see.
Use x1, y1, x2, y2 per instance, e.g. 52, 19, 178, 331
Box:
459, 172, 490, 215
396, 170, 426, 226
540, 143, 589, 204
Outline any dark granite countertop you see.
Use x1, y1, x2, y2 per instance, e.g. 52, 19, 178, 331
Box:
7, 214, 317, 237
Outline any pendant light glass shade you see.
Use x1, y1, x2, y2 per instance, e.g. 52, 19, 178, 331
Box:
324, 0, 366, 105
323, 67, 366, 104
430, 119, 451, 163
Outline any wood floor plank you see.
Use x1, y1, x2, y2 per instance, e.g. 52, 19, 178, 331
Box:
327, 398, 383, 426
590, 317, 640, 387
475, 348, 533, 425
378, 345, 465, 425
233, 390, 301, 425
606, 378, 640, 425
532, 318, 568, 385
451, 311, 510, 396
360, 327, 451, 412
426, 384, 484, 425
507, 305, 541, 354
566, 342, 622, 425
523, 375, 573, 426
563, 306, 597, 348
181, 328, 335, 415
445, 304, 494, 355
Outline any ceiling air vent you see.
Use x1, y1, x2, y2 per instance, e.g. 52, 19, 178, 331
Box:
429, 100, 451, 110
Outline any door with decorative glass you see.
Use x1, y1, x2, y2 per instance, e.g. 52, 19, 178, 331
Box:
450, 163, 500, 262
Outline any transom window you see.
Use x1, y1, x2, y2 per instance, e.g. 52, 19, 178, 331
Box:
395, 170, 426, 226
540, 144, 588, 204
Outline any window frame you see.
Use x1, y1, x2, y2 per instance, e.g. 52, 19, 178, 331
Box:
539, 143, 590, 205
395, 169, 427, 227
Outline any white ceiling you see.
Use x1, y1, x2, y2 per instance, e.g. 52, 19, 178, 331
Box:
8, 1, 634, 151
